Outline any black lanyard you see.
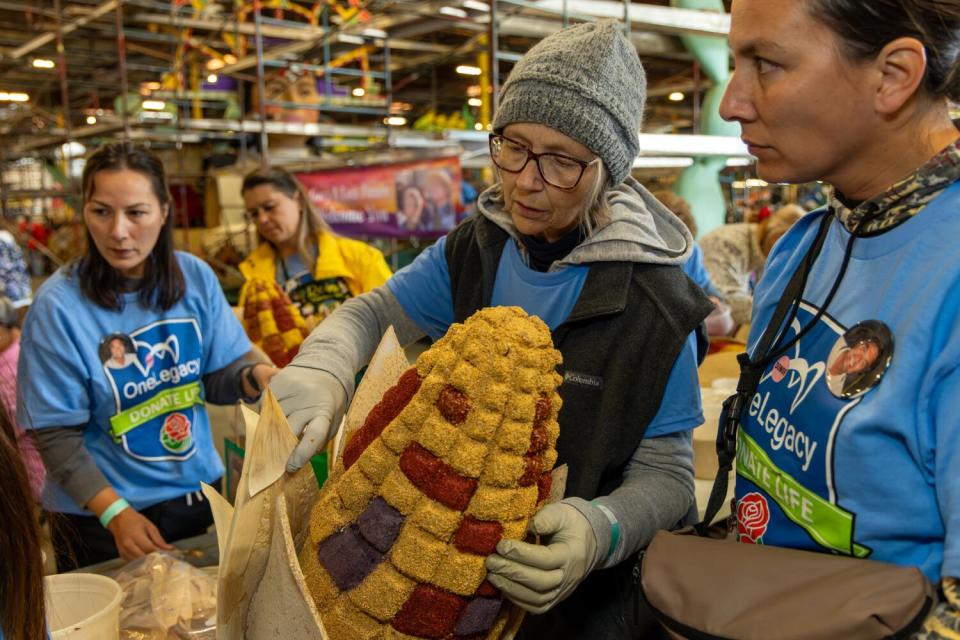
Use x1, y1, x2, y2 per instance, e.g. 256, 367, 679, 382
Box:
697, 213, 836, 532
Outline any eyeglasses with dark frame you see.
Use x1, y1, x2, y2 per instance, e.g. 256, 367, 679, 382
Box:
488, 133, 599, 190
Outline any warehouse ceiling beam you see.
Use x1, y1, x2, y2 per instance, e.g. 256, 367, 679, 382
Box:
131, 12, 325, 42
5, 0, 118, 60
493, 0, 729, 37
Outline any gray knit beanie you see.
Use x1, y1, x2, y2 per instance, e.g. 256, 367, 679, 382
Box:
493, 19, 646, 187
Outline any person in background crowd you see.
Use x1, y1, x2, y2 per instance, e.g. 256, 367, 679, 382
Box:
699, 203, 804, 327
240, 167, 392, 326
18, 143, 278, 569
721, 0, 960, 636
0, 224, 32, 321
397, 185, 430, 232
653, 190, 736, 338
423, 170, 457, 230
270, 20, 711, 637
0, 297, 44, 500
652, 190, 724, 302
0, 399, 46, 640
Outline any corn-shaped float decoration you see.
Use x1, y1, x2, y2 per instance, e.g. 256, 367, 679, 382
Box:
300, 307, 563, 640
239, 277, 310, 367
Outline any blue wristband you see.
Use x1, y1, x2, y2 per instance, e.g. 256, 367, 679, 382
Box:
99, 498, 130, 528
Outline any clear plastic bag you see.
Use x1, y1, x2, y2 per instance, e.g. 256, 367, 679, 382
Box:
113, 551, 217, 639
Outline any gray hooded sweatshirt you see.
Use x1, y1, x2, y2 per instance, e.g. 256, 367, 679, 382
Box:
293, 178, 698, 570
476, 175, 695, 272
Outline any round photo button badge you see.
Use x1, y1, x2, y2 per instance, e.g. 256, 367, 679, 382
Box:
825, 320, 894, 399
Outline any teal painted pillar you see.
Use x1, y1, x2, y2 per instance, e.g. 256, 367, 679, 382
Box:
670, 0, 739, 237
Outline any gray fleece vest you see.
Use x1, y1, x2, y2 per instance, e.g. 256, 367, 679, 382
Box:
446, 215, 712, 638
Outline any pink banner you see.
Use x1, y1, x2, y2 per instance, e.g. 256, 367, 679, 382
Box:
296, 156, 463, 237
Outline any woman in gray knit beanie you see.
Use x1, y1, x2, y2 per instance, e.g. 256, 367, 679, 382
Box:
269, 18, 711, 640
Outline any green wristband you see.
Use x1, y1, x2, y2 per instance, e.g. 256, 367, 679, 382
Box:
592, 502, 621, 562
99, 498, 130, 528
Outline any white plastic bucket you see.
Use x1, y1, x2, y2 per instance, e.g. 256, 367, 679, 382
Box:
45, 573, 123, 639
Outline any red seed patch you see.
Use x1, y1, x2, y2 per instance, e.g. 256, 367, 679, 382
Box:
344, 367, 422, 469
534, 394, 551, 425
437, 385, 471, 425
453, 516, 504, 556
399, 443, 478, 511
526, 425, 548, 455
474, 580, 500, 598
391, 584, 466, 638
537, 471, 553, 504
518, 455, 542, 487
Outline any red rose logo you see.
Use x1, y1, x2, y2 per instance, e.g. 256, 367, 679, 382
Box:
737, 492, 770, 544
160, 413, 192, 453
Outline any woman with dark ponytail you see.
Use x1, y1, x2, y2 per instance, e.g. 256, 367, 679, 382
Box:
18, 143, 278, 569
721, 0, 960, 636
0, 400, 46, 639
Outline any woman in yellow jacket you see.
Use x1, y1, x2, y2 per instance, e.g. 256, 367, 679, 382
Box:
239, 167, 392, 326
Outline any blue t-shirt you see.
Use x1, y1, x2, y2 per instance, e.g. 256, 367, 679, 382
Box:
738, 182, 960, 583
18, 252, 251, 514
387, 236, 703, 438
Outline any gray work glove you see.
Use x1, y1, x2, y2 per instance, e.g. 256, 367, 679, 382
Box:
484, 501, 599, 615
269, 365, 347, 472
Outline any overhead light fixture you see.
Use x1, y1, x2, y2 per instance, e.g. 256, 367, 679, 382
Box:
361, 28, 388, 39
31, 58, 55, 69
144, 81, 161, 90
352, 87, 366, 97
223, 54, 237, 65
206, 58, 225, 70
456, 65, 482, 76
86, 115, 97, 125
206, 74, 218, 83
339, 34, 365, 45
384, 116, 407, 126
668, 92, 685, 102
745, 178, 768, 188
474, 122, 483, 130
439, 6, 468, 17
467, 98, 482, 107
466, 84, 481, 97
0, 92, 29, 102
462, 0, 490, 11
142, 100, 166, 111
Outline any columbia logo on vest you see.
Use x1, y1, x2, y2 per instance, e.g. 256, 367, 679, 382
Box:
563, 370, 604, 389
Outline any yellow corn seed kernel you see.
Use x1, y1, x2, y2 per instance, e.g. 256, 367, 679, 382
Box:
323, 599, 382, 640
357, 438, 399, 485
347, 563, 416, 622
378, 466, 422, 515
466, 484, 538, 522
336, 465, 377, 514
481, 450, 526, 488
390, 523, 446, 583
445, 431, 489, 479
495, 418, 534, 456
430, 547, 488, 596
408, 498, 462, 539
416, 416, 460, 459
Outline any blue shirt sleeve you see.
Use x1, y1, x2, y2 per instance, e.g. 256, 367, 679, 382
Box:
386, 237, 454, 341
17, 284, 91, 430
644, 332, 704, 438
